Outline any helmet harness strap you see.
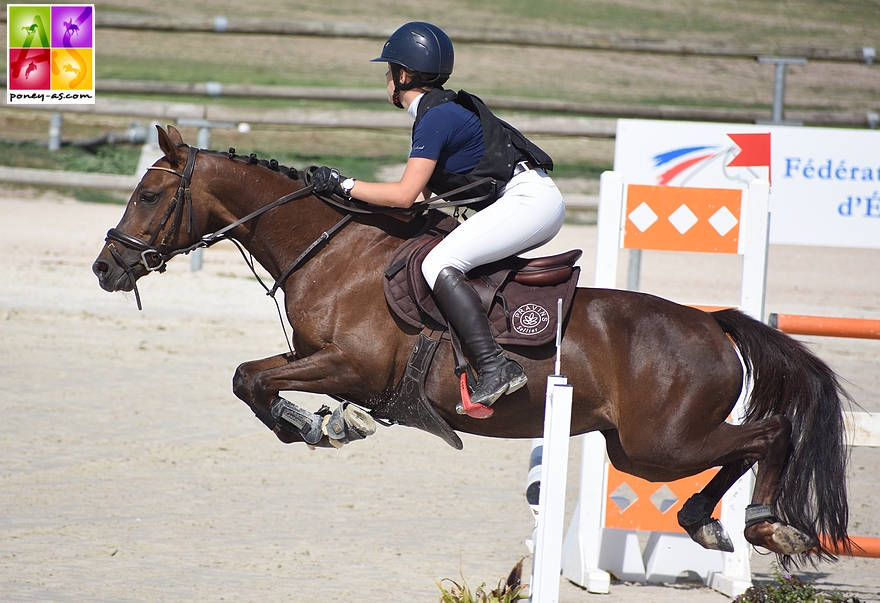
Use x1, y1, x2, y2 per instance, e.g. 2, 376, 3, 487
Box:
390, 63, 448, 109
390, 64, 406, 109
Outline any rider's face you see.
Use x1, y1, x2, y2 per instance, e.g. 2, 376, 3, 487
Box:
385, 67, 394, 104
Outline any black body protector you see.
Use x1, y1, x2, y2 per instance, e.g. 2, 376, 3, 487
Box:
414, 88, 554, 210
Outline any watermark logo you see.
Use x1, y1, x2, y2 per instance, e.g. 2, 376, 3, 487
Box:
7, 4, 95, 105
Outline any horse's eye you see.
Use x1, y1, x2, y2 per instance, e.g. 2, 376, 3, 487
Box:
140, 191, 159, 204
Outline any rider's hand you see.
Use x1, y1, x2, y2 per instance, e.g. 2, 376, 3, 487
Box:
312, 166, 354, 198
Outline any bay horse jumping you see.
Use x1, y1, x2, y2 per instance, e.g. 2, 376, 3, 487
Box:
93, 126, 851, 568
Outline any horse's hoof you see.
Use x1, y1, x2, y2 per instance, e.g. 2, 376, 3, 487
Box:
767, 524, 817, 555
686, 518, 734, 552
745, 521, 817, 555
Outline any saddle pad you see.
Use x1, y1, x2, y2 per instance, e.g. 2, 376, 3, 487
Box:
383, 217, 581, 347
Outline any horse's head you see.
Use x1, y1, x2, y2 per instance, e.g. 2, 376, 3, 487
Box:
92, 125, 206, 308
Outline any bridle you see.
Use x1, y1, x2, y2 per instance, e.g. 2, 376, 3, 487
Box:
104, 146, 195, 310
103, 146, 323, 311
104, 145, 495, 312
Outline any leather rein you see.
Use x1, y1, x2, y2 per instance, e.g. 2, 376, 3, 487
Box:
104, 147, 494, 312
105, 146, 323, 311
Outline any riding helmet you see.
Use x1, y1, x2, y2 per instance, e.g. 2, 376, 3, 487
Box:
371, 22, 454, 76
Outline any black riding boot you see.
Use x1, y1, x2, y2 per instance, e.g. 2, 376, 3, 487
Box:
432, 267, 527, 407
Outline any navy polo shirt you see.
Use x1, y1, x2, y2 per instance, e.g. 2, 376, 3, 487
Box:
410, 101, 484, 174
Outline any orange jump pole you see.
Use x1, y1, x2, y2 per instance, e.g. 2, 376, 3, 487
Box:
820, 536, 880, 558
769, 313, 880, 340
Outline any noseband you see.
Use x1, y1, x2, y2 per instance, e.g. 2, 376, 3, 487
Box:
106, 146, 200, 276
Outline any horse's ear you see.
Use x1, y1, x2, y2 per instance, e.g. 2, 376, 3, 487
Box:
156, 125, 184, 167
165, 124, 185, 147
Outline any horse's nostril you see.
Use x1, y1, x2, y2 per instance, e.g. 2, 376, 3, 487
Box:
93, 260, 109, 275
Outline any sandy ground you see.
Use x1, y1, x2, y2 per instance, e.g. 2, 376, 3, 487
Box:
1, 189, 879, 603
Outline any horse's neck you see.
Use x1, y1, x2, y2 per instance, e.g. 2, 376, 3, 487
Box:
211, 167, 333, 279
207, 159, 429, 285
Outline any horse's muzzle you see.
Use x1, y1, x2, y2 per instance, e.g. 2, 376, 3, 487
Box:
92, 257, 132, 292
92, 246, 142, 293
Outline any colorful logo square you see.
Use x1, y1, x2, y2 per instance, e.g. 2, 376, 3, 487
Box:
6, 4, 95, 104
51, 6, 95, 49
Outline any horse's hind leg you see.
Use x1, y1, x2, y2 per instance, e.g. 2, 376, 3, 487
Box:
676, 414, 816, 556
605, 429, 747, 552
676, 461, 752, 552
609, 414, 797, 553
740, 419, 821, 556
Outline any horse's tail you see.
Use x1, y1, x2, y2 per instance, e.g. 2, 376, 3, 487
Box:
712, 308, 852, 567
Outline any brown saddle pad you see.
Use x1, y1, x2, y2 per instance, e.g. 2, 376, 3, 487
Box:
383, 214, 581, 347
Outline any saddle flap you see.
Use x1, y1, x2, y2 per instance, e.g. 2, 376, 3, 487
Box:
407, 237, 443, 322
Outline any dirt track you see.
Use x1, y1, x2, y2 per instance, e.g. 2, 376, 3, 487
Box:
1, 190, 879, 602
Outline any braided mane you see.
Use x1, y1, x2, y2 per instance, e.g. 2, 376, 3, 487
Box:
208, 147, 302, 181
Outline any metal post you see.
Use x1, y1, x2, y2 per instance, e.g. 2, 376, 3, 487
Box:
757, 57, 807, 125
197, 126, 211, 150
771, 62, 787, 123
190, 248, 204, 272
626, 249, 641, 291
48, 113, 63, 151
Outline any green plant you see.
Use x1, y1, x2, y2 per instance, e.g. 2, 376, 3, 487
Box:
0, 141, 140, 175
71, 188, 129, 205
437, 558, 528, 603
734, 570, 862, 603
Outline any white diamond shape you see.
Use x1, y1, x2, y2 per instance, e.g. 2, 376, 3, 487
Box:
649, 484, 679, 514
668, 204, 698, 234
708, 206, 738, 237
628, 202, 658, 233
609, 482, 638, 513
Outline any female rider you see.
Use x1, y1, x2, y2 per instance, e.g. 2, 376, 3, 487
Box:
311, 22, 566, 410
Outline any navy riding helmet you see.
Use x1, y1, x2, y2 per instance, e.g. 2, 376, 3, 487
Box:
372, 22, 454, 107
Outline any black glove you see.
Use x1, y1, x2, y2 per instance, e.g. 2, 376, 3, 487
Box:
312, 166, 351, 197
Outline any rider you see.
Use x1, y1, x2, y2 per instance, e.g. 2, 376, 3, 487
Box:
311, 22, 566, 409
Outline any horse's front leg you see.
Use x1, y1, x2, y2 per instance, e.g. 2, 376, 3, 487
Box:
232, 346, 378, 447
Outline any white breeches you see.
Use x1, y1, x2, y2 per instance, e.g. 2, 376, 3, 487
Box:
421, 168, 566, 288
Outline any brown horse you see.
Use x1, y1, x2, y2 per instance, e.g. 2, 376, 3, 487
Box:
93, 126, 851, 568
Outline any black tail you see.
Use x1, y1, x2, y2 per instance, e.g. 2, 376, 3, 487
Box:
712, 309, 852, 567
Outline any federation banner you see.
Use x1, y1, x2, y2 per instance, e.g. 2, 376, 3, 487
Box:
614, 119, 880, 249
6, 4, 95, 105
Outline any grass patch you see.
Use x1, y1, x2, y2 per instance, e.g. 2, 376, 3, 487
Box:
0, 141, 141, 175
551, 160, 612, 180
437, 559, 527, 603
735, 570, 862, 603
71, 188, 129, 205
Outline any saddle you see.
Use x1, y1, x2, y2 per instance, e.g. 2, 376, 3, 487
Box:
383, 213, 581, 347
372, 213, 581, 448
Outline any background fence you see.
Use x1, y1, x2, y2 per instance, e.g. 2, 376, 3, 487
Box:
1, 13, 877, 197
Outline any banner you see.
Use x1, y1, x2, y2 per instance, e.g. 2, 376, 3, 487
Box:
614, 119, 880, 249
6, 4, 95, 105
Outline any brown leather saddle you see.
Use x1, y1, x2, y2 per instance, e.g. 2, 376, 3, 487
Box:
383, 213, 581, 347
